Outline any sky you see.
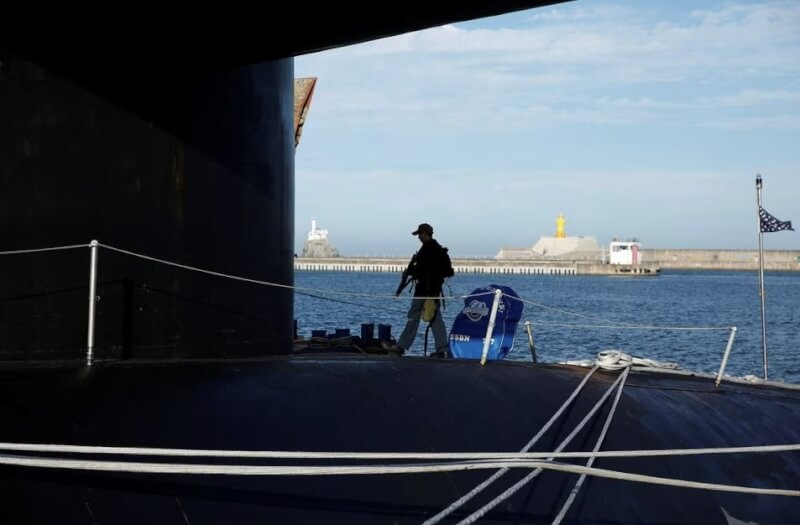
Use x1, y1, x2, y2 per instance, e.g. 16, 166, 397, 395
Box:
294, 0, 800, 258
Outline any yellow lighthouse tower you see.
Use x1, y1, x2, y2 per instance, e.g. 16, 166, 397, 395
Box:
555, 213, 566, 239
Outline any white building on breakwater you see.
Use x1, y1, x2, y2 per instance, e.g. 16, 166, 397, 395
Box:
609, 240, 642, 265
301, 218, 339, 258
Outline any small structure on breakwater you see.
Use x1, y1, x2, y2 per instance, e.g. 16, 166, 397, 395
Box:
609, 240, 642, 265
301, 218, 340, 258
494, 213, 604, 262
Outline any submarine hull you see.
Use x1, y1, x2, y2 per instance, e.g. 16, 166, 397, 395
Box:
2, 356, 798, 524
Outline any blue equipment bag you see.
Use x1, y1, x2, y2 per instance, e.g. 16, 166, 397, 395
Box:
449, 284, 523, 360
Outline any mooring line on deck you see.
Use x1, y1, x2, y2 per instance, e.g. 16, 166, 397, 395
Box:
1, 442, 798, 461
552, 367, 631, 525
0, 453, 797, 497
454, 370, 629, 525
422, 365, 598, 525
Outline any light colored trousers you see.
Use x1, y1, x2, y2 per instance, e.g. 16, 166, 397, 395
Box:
397, 298, 450, 354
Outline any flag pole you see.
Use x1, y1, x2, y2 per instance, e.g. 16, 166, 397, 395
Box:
755, 174, 768, 380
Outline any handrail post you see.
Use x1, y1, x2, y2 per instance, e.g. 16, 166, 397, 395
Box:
86, 239, 99, 366
525, 320, 537, 363
715, 326, 738, 387
480, 289, 503, 366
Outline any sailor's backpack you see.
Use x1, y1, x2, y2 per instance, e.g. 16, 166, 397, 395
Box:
441, 247, 454, 279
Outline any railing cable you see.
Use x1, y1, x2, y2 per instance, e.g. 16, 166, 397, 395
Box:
0, 243, 89, 255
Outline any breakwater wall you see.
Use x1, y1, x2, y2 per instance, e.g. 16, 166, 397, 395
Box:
645, 249, 800, 271
295, 250, 800, 274
295, 257, 577, 275
294, 258, 658, 276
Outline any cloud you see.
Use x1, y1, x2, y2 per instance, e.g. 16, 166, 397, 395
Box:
711, 89, 800, 107
298, 1, 800, 134
526, 3, 639, 23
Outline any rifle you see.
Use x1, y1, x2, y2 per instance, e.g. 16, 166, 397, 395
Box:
395, 253, 418, 296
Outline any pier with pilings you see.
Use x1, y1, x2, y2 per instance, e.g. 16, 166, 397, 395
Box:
294, 257, 660, 276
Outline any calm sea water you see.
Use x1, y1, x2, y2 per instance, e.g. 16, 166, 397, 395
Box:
294, 270, 800, 383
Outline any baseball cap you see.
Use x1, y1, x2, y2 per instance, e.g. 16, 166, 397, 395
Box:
412, 223, 433, 235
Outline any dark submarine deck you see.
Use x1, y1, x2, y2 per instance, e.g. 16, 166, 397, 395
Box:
2, 354, 799, 524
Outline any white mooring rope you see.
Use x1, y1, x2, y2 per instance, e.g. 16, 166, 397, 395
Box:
0, 442, 798, 461
422, 365, 599, 525
552, 367, 631, 525
0, 453, 797, 497
456, 369, 630, 525
563, 350, 679, 371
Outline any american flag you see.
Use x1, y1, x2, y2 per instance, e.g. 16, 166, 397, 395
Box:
759, 206, 794, 233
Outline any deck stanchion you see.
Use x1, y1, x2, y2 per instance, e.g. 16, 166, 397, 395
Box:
525, 321, 537, 363
480, 289, 503, 366
715, 326, 738, 387
86, 240, 99, 366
